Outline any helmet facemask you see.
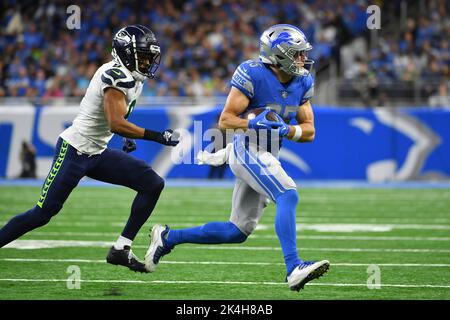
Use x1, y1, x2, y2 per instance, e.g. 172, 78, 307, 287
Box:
132, 35, 161, 81
276, 48, 313, 76
260, 24, 314, 77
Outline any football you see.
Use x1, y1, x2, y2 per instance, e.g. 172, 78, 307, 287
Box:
242, 108, 279, 121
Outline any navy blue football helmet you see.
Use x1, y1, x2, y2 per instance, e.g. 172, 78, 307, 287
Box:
112, 25, 161, 80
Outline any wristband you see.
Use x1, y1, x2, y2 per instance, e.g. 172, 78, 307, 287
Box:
143, 129, 160, 141
292, 125, 303, 141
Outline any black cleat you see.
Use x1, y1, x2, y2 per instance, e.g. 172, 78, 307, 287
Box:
106, 245, 148, 273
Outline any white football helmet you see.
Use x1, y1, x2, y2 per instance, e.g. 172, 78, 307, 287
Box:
259, 24, 313, 76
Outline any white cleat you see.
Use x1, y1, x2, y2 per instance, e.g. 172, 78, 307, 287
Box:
144, 224, 172, 273
287, 260, 330, 291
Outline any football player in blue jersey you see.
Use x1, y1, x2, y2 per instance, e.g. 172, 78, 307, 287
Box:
145, 24, 329, 291
0, 25, 179, 272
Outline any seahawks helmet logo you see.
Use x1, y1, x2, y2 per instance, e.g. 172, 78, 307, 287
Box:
116, 30, 131, 43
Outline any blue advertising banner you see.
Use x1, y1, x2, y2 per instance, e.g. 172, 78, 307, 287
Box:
0, 106, 449, 181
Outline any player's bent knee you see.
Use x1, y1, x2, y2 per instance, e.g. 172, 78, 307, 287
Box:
230, 218, 258, 237
227, 222, 248, 243
228, 228, 247, 243
140, 170, 165, 194
242, 220, 258, 237
152, 175, 165, 193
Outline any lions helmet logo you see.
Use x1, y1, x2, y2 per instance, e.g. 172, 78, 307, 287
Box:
271, 32, 293, 49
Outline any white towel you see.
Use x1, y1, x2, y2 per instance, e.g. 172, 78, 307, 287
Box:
197, 143, 232, 166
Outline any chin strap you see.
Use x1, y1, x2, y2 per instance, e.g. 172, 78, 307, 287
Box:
111, 48, 123, 66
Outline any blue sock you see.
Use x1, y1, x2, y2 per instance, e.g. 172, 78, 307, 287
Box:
165, 221, 247, 248
275, 189, 302, 275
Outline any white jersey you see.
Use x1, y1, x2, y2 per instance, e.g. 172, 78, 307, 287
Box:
60, 60, 144, 155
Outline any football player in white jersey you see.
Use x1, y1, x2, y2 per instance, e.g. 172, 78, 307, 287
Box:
0, 25, 179, 273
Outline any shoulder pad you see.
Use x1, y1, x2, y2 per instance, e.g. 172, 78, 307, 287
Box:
101, 68, 135, 89
230, 60, 264, 98
301, 74, 314, 104
105, 68, 127, 80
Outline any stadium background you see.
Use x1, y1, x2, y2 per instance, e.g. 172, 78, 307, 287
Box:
0, 0, 449, 301
0, 0, 449, 181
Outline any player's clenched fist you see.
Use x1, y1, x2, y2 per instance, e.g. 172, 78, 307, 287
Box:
122, 138, 137, 153
144, 129, 179, 146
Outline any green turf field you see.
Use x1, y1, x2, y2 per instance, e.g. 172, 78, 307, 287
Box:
0, 185, 449, 300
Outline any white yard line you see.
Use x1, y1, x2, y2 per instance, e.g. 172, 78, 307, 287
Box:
25, 232, 450, 242
1, 222, 449, 232
252, 235, 450, 241
23, 231, 450, 241
0, 278, 448, 289
3, 240, 114, 249
187, 246, 450, 253
3, 191, 449, 201
1, 258, 450, 268
9, 216, 449, 225
3, 240, 450, 253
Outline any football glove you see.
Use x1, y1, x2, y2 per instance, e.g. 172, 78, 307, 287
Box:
273, 113, 290, 137
122, 138, 137, 153
144, 129, 180, 146
248, 109, 284, 131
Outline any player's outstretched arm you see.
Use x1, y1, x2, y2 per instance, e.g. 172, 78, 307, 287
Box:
103, 87, 178, 146
219, 87, 251, 130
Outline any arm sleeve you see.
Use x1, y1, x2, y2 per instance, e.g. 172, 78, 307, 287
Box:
100, 68, 135, 96
230, 62, 255, 99
301, 74, 314, 104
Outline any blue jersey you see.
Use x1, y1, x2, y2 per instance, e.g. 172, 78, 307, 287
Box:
230, 60, 314, 153
230, 60, 314, 123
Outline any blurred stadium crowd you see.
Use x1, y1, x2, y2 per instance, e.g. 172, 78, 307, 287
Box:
0, 0, 448, 106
